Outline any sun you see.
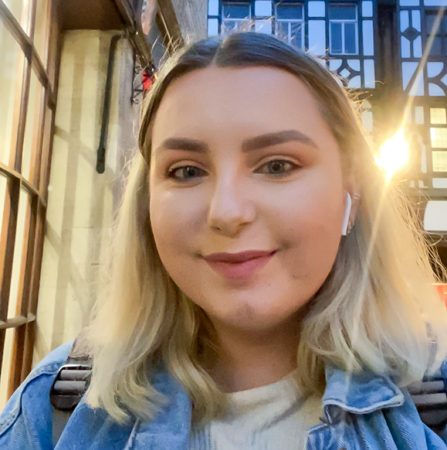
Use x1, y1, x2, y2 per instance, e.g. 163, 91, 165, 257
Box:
375, 130, 410, 182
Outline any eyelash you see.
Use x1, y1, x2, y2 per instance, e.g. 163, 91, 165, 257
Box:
167, 166, 207, 182
166, 159, 300, 182
255, 159, 300, 177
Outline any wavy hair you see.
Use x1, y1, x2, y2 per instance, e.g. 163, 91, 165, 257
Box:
85, 32, 447, 423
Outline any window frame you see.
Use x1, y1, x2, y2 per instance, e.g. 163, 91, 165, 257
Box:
274, 2, 305, 49
328, 3, 359, 56
221, 1, 252, 35
425, 9, 447, 57
0, 0, 58, 404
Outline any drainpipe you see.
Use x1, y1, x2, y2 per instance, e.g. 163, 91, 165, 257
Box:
96, 34, 121, 174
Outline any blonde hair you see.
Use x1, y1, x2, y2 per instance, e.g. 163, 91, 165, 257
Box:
85, 32, 447, 424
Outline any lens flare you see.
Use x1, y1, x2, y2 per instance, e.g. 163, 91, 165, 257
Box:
375, 130, 410, 181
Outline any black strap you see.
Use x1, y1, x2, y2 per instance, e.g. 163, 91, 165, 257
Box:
50, 335, 92, 446
49, 337, 447, 441
408, 369, 447, 433
52, 409, 73, 447
50, 361, 92, 410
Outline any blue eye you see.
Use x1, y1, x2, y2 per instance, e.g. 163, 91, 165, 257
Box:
168, 165, 206, 181
256, 160, 299, 176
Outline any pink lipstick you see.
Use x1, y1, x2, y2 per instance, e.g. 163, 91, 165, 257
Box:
203, 250, 276, 279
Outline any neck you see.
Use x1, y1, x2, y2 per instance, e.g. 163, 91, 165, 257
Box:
205, 319, 300, 393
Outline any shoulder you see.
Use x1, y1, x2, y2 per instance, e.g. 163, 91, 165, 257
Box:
0, 341, 73, 447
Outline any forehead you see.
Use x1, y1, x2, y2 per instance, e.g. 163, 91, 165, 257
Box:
152, 66, 334, 146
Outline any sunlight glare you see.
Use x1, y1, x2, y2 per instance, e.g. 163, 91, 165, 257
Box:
375, 130, 410, 181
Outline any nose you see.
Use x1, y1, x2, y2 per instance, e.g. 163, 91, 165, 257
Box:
207, 176, 256, 237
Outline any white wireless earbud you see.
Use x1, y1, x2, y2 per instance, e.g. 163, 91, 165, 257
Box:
341, 192, 352, 236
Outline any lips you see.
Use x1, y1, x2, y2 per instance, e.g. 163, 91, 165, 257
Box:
203, 250, 276, 279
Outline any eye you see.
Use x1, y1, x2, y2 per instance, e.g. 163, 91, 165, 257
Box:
255, 159, 300, 177
167, 165, 206, 181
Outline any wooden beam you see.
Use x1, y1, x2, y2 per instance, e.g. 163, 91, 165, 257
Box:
157, 0, 184, 51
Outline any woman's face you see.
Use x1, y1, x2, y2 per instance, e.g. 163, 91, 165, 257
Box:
150, 66, 349, 333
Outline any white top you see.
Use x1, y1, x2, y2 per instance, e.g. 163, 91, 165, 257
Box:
189, 373, 322, 450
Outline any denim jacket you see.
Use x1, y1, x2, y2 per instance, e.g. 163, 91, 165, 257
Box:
1, 342, 447, 450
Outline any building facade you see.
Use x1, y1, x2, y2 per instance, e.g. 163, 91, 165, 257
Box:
207, 0, 447, 265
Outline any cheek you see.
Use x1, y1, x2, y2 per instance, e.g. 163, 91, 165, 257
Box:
149, 188, 203, 268
271, 179, 344, 282
268, 169, 344, 236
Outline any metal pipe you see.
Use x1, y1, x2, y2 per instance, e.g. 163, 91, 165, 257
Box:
96, 34, 121, 174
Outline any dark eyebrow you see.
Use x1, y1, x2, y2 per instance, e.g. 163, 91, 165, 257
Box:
155, 138, 209, 154
155, 129, 316, 155
242, 130, 317, 152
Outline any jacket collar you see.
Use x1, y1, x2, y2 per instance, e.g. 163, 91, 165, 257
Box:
322, 364, 405, 424
128, 368, 192, 449
130, 364, 406, 442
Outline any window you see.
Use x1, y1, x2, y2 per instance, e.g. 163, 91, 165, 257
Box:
433, 151, 447, 172
0, 0, 57, 408
430, 108, 447, 172
425, 10, 447, 56
431, 108, 447, 125
329, 4, 358, 55
222, 2, 252, 35
430, 128, 447, 148
275, 3, 304, 49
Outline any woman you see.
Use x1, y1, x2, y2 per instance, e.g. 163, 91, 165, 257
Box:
1, 32, 447, 449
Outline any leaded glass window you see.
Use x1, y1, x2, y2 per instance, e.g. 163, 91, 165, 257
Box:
431, 108, 447, 124
430, 127, 447, 148
433, 152, 447, 172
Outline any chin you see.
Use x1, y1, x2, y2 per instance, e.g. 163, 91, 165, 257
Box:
210, 302, 303, 333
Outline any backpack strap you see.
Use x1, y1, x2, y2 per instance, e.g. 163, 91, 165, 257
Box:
50, 332, 93, 446
408, 367, 447, 434
48, 336, 447, 440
